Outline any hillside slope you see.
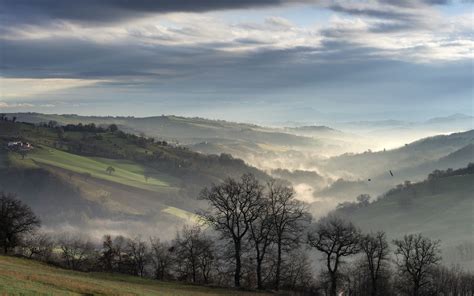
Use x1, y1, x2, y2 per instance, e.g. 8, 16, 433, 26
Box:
334, 165, 474, 268
6, 113, 363, 169
323, 130, 474, 179
0, 256, 266, 296
0, 121, 269, 238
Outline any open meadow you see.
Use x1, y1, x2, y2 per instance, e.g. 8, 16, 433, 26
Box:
0, 256, 269, 296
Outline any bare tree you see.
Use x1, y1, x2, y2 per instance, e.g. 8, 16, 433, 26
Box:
21, 232, 54, 261
267, 180, 310, 290
247, 195, 273, 289
0, 192, 41, 253
99, 235, 115, 272
393, 234, 441, 296
58, 235, 96, 270
199, 174, 264, 288
173, 225, 215, 283
280, 248, 314, 292
126, 237, 149, 277
308, 215, 360, 296
149, 237, 174, 280
196, 236, 215, 284
359, 231, 390, 296
112, 235, 129, 273
430, 265, 474, 296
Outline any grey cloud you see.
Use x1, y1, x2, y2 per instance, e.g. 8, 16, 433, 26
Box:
329, 4, 413, 20
1, 31, 471, 123
379, 0, 455, 7
0, 0, 312, 25
0, 0, 462, 26
328, 3, 436, 32
1, 33, 471, 95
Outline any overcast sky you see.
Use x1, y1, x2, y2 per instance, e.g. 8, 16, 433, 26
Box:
0, 0, 472, 123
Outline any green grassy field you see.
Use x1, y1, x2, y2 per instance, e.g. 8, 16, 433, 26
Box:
0, 256, 268, 296
20, 147, 179, 193
5, 147, 199, 221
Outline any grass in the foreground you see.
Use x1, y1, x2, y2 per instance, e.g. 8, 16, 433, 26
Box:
0, 256, 269, 296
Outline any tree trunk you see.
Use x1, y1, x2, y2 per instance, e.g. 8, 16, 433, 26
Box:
371, 276, 377, 296
275, 239, 282, 290
413, 284, 419, 296
234, 241, 241, 287
330, 273, 337, 296
256, 258, 263, 289
192, 261, 196, 283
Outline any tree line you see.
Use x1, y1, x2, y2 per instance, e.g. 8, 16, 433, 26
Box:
1, 173, 473, 295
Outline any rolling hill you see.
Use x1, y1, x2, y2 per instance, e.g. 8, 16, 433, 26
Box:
5, 113, 364, 170
332, 165, 474, 269
308, 130, 474, 214
0, 120, 269, 238
322, 129, 474, 178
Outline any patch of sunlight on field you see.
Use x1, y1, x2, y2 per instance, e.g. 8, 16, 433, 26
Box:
26, 147, 179, 192
0, 256, 267, 296
162, 207, 201, 223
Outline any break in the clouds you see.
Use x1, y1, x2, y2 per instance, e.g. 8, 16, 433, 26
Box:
0, 0, 472, 122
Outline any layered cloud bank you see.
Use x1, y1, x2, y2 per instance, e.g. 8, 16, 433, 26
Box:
0, 0, 472, 121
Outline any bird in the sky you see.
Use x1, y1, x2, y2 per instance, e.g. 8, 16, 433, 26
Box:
389, 170, 394, 177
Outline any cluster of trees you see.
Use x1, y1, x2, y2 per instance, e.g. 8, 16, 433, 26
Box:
0, 114, 17, 122
427, 163, 474, 181
337, 164, 474, 213
335, 194, 372, 214
39, 121, 113, 133
2, 174, 474, 296
199, 174, 311, 290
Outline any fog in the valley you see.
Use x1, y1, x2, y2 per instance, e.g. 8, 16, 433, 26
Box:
41, 218, 185, 242
234, 116, 474, 220
1, 0, 473, 292
1, 113, 473, 274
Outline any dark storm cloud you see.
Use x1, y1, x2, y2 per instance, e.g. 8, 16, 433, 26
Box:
0, 0, 461, 26
0, 0, 313, 24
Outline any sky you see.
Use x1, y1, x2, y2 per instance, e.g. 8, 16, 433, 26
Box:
0, 0, 473, 124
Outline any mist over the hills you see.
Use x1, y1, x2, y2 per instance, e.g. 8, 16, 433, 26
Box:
1, 0, 473, 293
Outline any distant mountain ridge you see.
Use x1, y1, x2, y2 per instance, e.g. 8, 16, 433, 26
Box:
426, 113, 473, 124
340, 113, 473, 127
